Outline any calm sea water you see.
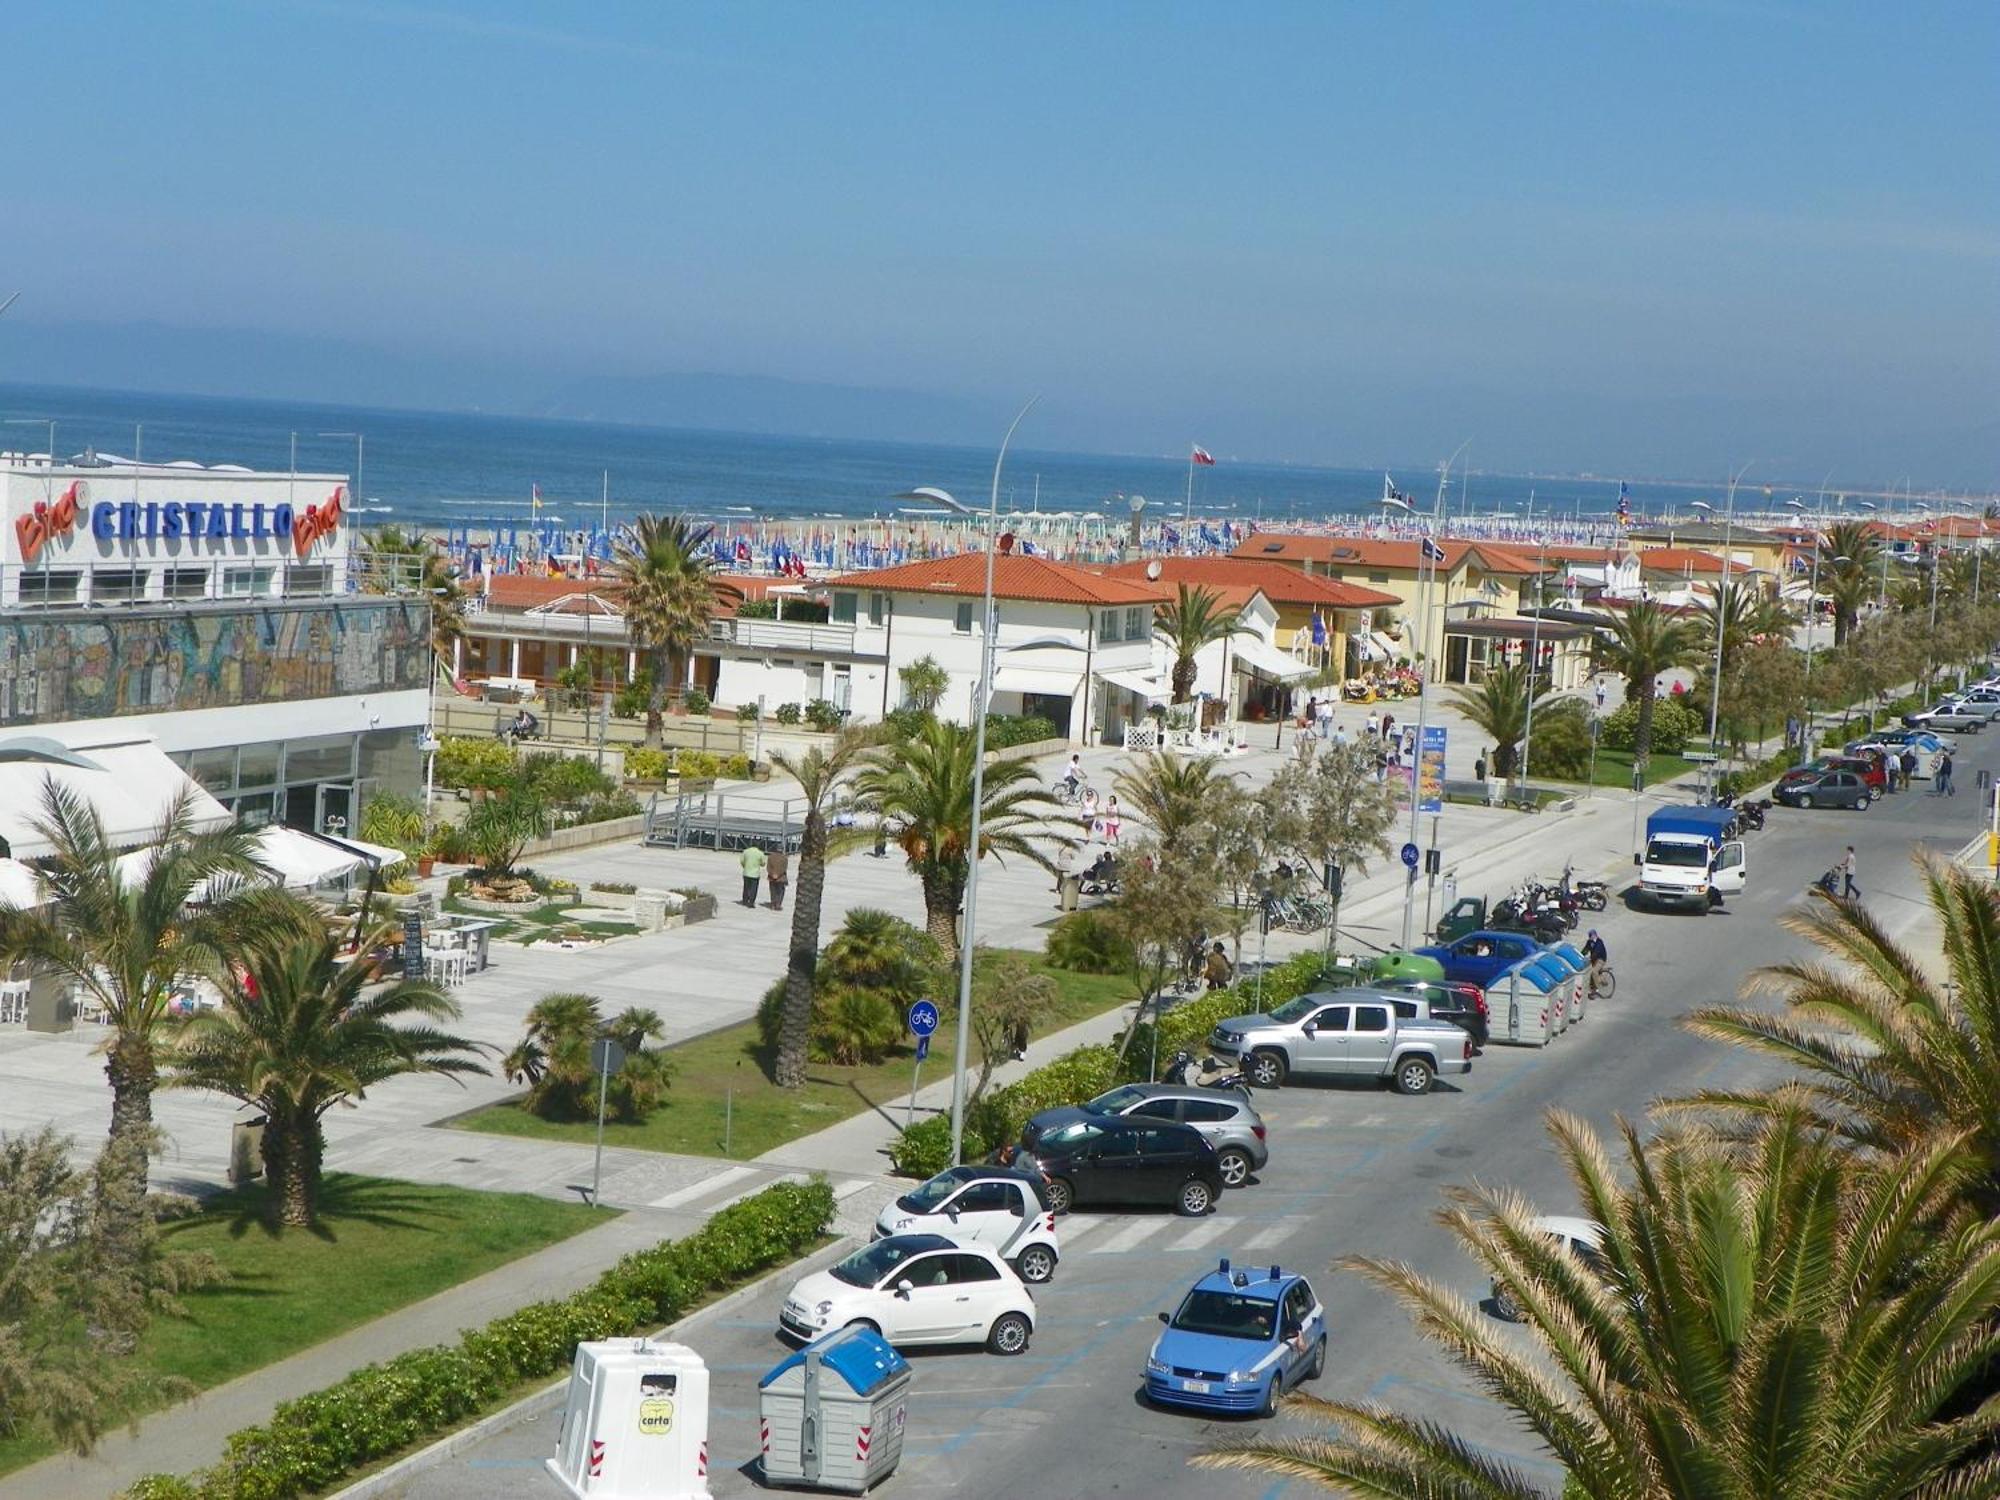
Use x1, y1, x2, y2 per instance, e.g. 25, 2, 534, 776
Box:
0, 380, 1692, 533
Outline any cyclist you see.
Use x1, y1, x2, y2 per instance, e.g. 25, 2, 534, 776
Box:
1582, 928, 1609, 997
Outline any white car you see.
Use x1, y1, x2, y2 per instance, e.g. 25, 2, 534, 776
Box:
873, 1166, 1061, 1283
1490, 1215, 1609, 1322
779, 1235, 1037, 1354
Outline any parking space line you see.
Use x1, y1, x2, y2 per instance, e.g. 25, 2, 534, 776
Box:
648, 1163, 755, 1208
1089, 1218, 1174, 1255
707, 1170, 807, 1215
1292, 1113, 1330, 1128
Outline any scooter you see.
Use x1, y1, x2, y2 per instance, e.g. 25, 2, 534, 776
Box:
1558, 865, 1610, 912
1813, 868, 1841, 897
1163, 1050, 1249, 1092
1737, 799, 1768, 833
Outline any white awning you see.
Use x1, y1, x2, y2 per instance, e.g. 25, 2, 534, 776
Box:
991, 666, 1083, 699
1232, 638, 1316, 683
0, 735, 232, 861
0, 858, 45, 910
339, 838, 409, 871
1099, 668, 1170, 702
252, 827, 368, 888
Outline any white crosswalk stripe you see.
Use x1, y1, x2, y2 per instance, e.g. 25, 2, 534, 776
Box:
1164, 1216, 1238, 1252
649, 1164, 755, 1209
1293, 1114, 1330, 1128
1089, 1218, 1175, 1255
832, 1178, 875, 1201
1241, 1217, 1304, 1252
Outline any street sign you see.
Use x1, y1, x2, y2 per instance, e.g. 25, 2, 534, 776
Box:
1424, 847, 1442, 875
589, 1038, 626, 1077
1400, 842, 1420, 870
915, 1034, 931, 1063
907, 1000, 940, 1038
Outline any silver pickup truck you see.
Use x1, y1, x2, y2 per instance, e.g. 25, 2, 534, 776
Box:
1208, 987, 1474, 1095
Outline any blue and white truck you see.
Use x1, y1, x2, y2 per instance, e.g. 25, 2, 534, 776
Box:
1635, 805, 1746, 912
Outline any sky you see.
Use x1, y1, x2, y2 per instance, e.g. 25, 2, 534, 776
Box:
2, 1, 1995, 483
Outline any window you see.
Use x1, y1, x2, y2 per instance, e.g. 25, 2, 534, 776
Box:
1368, 572, 1391, 584
1134, 1126, 1190, 1156
1099, 608, 1121, 643
954, 601, 975, 634
868, 592, 886, 626
164, 567, 209, 600
89, 568, 147, 602
237, 742, 281, 786
284, 734, 355, 783
1131, 1099, 1182, 1121
223, 567, 273, 597
1181, 1099, 1237, 1124
829, 591, 858, 625
17, 570, 80, 604
1389, 999, 1420, 1019
1125, 606, 1146, 639
953, 1181, 1013, 1213
1309, 1006, 1350, 1032
285, 565, 331, 596
1354, 1006, 1390, 1033
945, 1253, 1002, 1283
187, 747, 238, 792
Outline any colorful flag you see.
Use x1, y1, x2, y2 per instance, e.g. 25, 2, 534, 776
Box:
1310, 609, 1327, 646
1191, 445, 1215, 466
1420, 536, 1447, 562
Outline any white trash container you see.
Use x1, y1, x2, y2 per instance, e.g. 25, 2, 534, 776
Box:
1548, 943, 1589, 1025
548, 1338, 712, 1500
759, 1325, 912, 1493
1493, 958, 1559, 1047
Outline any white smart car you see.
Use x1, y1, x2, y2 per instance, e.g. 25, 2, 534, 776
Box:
873, 1166, 1061, 1283
779, 1234, 1037, 1354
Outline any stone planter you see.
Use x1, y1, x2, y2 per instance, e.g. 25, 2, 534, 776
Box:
679, 892, 718, 925
584, 887, 640, 911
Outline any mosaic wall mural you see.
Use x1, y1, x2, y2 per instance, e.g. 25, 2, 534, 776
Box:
0, 598, 428, 726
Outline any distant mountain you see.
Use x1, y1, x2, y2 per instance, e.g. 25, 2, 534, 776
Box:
532, 371, 1004, 447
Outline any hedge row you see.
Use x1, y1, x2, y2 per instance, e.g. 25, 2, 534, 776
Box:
122, 1179, 836, 1500
887, 950, 1331, 1178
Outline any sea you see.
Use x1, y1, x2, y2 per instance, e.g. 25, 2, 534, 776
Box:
0, 379, 1715, 538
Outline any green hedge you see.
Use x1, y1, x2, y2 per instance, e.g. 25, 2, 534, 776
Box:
121, 1179, 835, 1500
886, 950, 1333, 1179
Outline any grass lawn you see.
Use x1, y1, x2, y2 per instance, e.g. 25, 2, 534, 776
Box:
442, 896, 636, 943
453, 954, 1137, 1160
0, 1174, 603, 1477
1567, 748, 1701, 789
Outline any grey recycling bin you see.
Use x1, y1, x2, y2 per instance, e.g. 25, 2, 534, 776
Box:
759, 1325, 911, 1493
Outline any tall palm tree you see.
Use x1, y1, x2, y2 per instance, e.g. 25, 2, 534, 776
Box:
0, 782, 263, 1264
1112, 752, 1235, 846
1197, 1105, 2000, 1499
852, 717, 1058, 962
1822, 521, 1881, 647
1445, 662, 1556, 781
1154, 583, 1248, 703
768, 728, 874, 1089
1592, 599, 1700, 766
1678, 853, 2000, 1215
1690, 580, 1792, 679
165, 915, 486, 1228
610, 513, 717, 747
360, 524, 466, 668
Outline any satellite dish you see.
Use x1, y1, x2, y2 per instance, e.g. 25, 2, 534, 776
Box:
1145, 560, 1163, 581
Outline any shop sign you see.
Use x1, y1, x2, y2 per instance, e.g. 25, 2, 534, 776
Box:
15, 482, 344, 563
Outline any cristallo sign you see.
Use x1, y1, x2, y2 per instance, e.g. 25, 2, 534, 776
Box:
14, 484, 345, 564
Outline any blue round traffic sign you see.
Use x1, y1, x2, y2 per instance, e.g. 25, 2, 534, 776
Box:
1400, 842, 1421, 870
907, 1000, 940, 1038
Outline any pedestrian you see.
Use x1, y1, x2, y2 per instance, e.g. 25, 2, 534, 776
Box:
1365, 709, 1381, 738
1008, 1013, 1030, 1061
1103, 794, 1121, 843
739, 842, 767, 907
1938, 748, 1957, 797
1332, 721, 1349, 746
1902, 747, 1919, 790
1316, 696, 1334, 740
1204, 940, 1234, 991
1784, 713, 1800, 750
1474, 750, 1488, 782
1381, 711, 1396, 742
1080, 785, 1100, 837
1840, 845, 1858, 898
1595, 681, 1608, 712
1582, 927, 1609, 997
1054, 843, 1076, 908
1303, 694, 1318, 730
765, 846, 789, 911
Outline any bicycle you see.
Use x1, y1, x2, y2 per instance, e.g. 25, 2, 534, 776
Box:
1586, 964, 1617, 1001
1052, 775, 1090, 807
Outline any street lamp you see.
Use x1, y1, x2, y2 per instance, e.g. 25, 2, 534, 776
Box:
897, 394, 1040, 1168
318, 430, 365, 505
1517, 543, 1549, 785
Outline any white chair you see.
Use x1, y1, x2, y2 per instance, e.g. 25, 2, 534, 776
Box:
427, 949, 467, 988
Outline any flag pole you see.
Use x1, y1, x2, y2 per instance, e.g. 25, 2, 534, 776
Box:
1184, 449, 1194, 526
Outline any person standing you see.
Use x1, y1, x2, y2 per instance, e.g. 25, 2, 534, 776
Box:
1937, 747, 1957, 797
1474, 750, 1488, 782
1839, 845, 1858, 898
1902, 746, 1919, 791
1103, 794, 1122, 844
1303, 694, 1318, 731
1582, 928, 1609, 998
1316, 696, 1334, 740
1204, 940, 1234, 991
739, 842, 767, 907
765, 846, 790, 911
1364, 709, 1381, 739
1595, 681, 1608, 712
1381, 710, 1396, 743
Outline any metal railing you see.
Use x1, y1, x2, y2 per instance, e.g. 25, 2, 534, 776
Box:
707, 617, 863, 654
429, 692, 752, 757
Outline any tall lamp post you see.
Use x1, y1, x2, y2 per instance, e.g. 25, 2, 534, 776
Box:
318, 430, 366, 506
1691, 461, 1751, 787
898, 396, 1040, 1168
1517, 543, 1549, 785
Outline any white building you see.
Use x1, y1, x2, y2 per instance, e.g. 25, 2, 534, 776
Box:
0, 453, 429, 840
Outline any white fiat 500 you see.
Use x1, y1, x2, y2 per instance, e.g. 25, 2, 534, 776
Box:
873, 1166, 1061, 1283
779, 1234, 1036, 1355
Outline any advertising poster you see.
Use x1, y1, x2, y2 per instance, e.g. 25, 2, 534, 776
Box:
1418, 724, 1447, 813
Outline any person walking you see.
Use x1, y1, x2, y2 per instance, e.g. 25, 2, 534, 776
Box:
1381, 710, 1396, 743
1582, 928, 1609, 998
1902, 746, 1919, 791
1315, 696, 1334, 740
1474, 750, 1488, 783
1103, 795, 1122, 844
1595, 681, 1608, 712
765, 846, 790, 911
1203, 940, 1234, 991
1303, 694, 1318, 731
1839, 845, 1858, 898
739, 842, 767, 907
1937, 748, 1957, 797
1364, 709, 1381, 739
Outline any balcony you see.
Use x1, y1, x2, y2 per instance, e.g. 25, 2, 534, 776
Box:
707, 617, 866, 655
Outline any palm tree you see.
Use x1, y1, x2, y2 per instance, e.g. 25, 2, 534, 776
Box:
1691, 580, 1792, 679
1592, 599, 1700, 766
0, 782, 264, 1264
1196, 1105, 2000, 1499
502, 991, 602, 1118
768, 728, 874, 1089
1154, 583, 1247, 703
1445, 662, 1555, 781
1112, 752, 1235, 846
1678, 854, 2000, 1214
853, 717, 1058, 961
1822, 521, 1881, 647
165, 915, 486, 1227
361, 525, 466, 668
610, 513, 717, 746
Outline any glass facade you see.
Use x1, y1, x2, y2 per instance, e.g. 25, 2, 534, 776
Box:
173, 725, 422, 835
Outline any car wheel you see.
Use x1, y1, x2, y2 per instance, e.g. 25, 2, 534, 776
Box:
1043, 1177, 1075, 1215
1247, 1049, 1288, 1089
1176, 1178, 1214, 1216
1493, 1290, 1522, 1322
843, 1318, 881, 1336
1394, 1057, 1435, 1096
1797, 793, 1813, 808
1014, 1244, 1057, 1284
1260, 1373, 1284, 1419
987, 1311, 1032, 1356
1307, 1336, 1327, 1380
1216, 1148, 1253, 1189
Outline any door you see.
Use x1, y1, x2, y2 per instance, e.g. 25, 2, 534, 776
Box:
1346, 1004, 1395, 1075
1132, 1126, 1198, 1203
1294, 1005, 1351, 1074
941, 1180, 1019, 1254
884, 1252, 964, 1343
1086, 1125, 1147, 1204
314, 783, 352, 837
1279, 1282, 1317, 1379
1713, 841, 1747, 893
941, 1253, 1007, 1341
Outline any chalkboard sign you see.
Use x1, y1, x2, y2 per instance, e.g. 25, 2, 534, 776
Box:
402, 910, 425, 981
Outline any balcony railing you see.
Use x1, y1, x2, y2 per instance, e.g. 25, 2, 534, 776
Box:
707, 617, 864, 654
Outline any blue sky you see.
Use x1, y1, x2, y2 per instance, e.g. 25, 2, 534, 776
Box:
4, 1, 1995, 481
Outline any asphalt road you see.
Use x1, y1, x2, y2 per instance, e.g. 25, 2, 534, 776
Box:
395, 736, 1991, 1500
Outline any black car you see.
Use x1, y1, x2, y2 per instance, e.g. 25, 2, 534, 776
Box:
1373, 977, 1491, 1049
1001, 1108, 1223, 1217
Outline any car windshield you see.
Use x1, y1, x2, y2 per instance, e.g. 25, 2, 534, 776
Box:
1026, 1118, 1103, 1151
1646, 842, 1709, 867
896, 1173, 964, 1213
1085, 1085, 1150, 1115
1171, 1288, 1280, 1341
1266, 996, 1320, 1024
830, 1240, 930, 1288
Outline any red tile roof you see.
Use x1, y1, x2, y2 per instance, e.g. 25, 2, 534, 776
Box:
1229, 534, 1542, 575
822, 553, 1168, 606
1100, 556, 1399, 609
1638, 547, 1729, 574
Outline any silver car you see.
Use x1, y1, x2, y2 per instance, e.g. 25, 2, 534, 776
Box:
1078, 1082, 1269, 1189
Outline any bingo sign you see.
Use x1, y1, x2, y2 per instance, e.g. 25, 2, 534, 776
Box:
1417, 725, 1448, 813
14, 479, 345, 564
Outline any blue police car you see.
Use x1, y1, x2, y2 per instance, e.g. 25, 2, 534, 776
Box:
1143, 1259, 1326, 1416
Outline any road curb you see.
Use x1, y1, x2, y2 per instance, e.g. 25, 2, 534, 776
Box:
330, 1234, 858, 1500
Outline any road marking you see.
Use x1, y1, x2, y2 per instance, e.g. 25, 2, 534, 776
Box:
1165, 1216, 1237, 1252
833, 1178, 874, 1201
1058, 1215, 1114, 1244
1241, 1217, 1302, 1252
707, 1171, 808, 1215
649, 1164, 756, 1208
1356, 1113, 1390, 1127
1293, 1114, 1330, 1128
1089, 1218, 1174, 1255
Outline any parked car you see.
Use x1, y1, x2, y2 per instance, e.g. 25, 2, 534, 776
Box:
1905, 701, 1986, 733
1772, 767, 1871, 809
779, 1235, 1036, 1353
873, 1166, 1061, 1283
1077, 1083, 1268, 1189
1000, 1110, 1224, 1217
1848, 731, 1942, 774
1373, 976, 1491, 1049
1207, 988, 1473, 1094
1490, 1216, 1609, 1322
1954, 688, 2000, 719
1820, 753, 1886, 797
1413, 929, 1543, 989
1144, 1259, 1326, 1416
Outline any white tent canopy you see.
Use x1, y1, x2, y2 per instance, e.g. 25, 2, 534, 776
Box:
1098, 667, 1170, 702
1233, 637, 1317, 684
0, 858, 45, 910
249, 827, 369, 888
0, 735, 231, 861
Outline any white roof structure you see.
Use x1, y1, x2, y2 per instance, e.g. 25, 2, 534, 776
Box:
0, 736, 231, 861
0, 857, 45, 909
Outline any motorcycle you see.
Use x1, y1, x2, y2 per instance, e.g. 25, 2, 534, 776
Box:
1163, 1049, 1249, 1092
1490, 897, 1569, 944
1737, 799, 1768, 833
1557, 864, 1610, 912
